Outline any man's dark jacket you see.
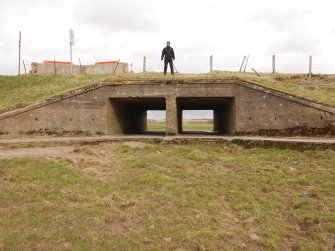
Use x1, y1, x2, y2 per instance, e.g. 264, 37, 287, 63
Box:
161, 46, 175, 61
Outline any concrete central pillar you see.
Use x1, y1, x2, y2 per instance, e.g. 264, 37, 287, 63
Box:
165, 96, 178, 135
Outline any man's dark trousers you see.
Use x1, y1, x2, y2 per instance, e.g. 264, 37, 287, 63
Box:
164, 59, 174, 75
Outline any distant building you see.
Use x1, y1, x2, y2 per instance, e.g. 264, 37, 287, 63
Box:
31, 60, 129, 75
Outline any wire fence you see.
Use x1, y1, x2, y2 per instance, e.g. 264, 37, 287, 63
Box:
133, 55, 335, 75
1, 55, 335, 75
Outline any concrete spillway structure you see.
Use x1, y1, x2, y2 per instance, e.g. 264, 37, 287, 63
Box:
1, 79, 335, 136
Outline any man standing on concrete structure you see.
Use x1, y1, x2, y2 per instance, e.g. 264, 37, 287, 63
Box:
161, 41, 175, 75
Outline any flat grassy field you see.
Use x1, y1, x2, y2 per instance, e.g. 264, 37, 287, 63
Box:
1, 72, 335, 113
1, 142, 334, 250
147, 121, 214, 131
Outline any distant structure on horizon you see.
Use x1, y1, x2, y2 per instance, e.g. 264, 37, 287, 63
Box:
31, 60, 129, 75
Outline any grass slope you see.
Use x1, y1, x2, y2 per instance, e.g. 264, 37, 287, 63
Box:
1, 142, 335, 250
0, 72, 335, 113
0, 75, 109, 113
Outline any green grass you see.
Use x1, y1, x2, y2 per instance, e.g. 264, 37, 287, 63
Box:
182, 123, 213, 131
1, 72, 335, 113
147, 122, 166, 131
147, 121, 213, 131
1, 143, 335, 250
0, 74, 109, 113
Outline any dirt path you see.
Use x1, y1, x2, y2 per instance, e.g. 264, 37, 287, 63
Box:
0, 146, 75, 159
0, 135, 334, 151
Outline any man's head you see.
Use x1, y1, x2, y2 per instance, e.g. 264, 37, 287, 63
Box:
166, 41, 170, 46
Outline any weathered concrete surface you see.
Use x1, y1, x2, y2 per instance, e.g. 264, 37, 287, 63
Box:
1, 79, 335, 136
0, 135, 335, 151
31, 62, 129, 75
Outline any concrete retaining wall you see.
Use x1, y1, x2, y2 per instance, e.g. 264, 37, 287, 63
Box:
31, 62, 128, 75
1, 80, 335, 136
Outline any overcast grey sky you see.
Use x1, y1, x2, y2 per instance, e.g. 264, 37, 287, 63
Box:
1, 0, 335, 75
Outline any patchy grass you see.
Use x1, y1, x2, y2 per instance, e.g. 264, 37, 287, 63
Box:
147, 121, 214, 131
1, 142, 335, 250
147, 121, 166, 131
243, 73, 335, 108
1, 72, 335, 113
182, 123, 213, 132
0, 74, 109, 113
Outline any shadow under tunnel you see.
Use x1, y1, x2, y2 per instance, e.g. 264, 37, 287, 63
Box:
177, 97, 236, 135
109, 97, 166, 135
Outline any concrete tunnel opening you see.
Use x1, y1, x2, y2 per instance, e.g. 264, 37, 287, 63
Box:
177, 97, 236, 135
109, 97, 166, 135
181, 110, 214, 134
147, 110, 166, 133
108, 97, 235, 136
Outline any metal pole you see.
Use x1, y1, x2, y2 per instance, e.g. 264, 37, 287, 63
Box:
18, 31, 21, 76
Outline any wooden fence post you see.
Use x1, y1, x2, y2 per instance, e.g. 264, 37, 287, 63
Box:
309, 55, 312, 79
23, 60, 27, 74
239, 56, 246, 72
18, 31, 21, 76
252, 68, 261, 77
79, 58, 82, 75
53, 59, 56, 75
244, 55, 249, 72
143, 56, 146, 72
272, 55, 276, 74
210, 55, 213, 73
